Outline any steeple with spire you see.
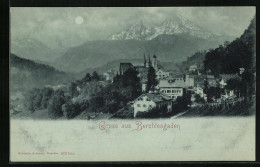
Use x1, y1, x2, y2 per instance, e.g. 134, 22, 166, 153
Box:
152, 54, 158, 71
144, 53, 147, 67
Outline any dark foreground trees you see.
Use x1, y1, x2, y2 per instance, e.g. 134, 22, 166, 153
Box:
25, 69, 142, 119
146, 66, 158, 92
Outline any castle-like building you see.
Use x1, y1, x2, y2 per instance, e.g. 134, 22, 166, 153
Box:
118, 53, 159, 91
119, 53, 158, 75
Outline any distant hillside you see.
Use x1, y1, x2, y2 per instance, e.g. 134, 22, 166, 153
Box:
57, 33, 231, 73
10, 53, 74, 92
204, 16, 256, 74
11, 37, 66, 63
177, 51, 206, 73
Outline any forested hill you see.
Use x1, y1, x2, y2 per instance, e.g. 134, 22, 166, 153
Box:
10, 53, 74, 92
203, 16, 256, 75
177, 51, 206, 73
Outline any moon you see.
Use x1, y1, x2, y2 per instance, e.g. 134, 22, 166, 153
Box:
75, 16, 84, 25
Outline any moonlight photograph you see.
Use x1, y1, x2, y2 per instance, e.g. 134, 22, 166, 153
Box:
10, 7, 256, 162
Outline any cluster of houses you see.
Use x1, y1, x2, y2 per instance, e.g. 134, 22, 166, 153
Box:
103, 54, 245, 117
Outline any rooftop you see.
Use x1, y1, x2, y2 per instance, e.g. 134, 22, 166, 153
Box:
220, 74, 240, 81
134, 92, 172, 103
120, 63, 133, 73
159, 79, 186, 88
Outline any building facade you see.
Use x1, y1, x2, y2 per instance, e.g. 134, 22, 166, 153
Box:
158, 79, 185, 100
119, 63, 133, 75
156, 69, 170, 80
132, 93, 172, 117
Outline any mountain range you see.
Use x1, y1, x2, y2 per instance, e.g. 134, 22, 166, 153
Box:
11, 14, 236, 74
108, 14, 226, 41
11, 37, 67, 63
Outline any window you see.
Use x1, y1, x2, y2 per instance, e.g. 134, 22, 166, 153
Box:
167, 90, 171, 93
140, 98, 143, 101
149, 105, 152, 108
146, 98, 151, 101
172, 90, 175, 93
143, 104, 146, 108
137, 104, 140, 107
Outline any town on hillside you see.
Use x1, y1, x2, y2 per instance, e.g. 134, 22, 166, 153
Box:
101, 54, 255, 118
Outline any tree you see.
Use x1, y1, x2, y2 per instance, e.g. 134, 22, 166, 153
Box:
207, 87, 216, 103
240, 71, 255, 100
225, 78, 242, 97
47, 90, 66, 118
195, 94, 205, 104
183, 90, 192, 107
203, 77, 210, 102
25, 88, 43, 112
173, 90, 191, 113
68, 82, 79, 97
62, 101, 81, 119
40, 87, 54, 109
215, 79, 221, 99
146, 66, 158, 92
203, 16, 255, 75
92, 71, 100, 81
89, 95, 104, 112
83, 73, 92, 83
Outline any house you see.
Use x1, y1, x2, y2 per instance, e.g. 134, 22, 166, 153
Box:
185, 74, 215, 88
195, 83, 207, 100
221, 89, 235, 99
132, 92, 172, 117
118, 54, 161, 92
134, 65, 149, 92
156, 69, 170, 80
219, 74, 240, 88
141, 83, 147, 92
189, 63, 203, 72
103, 70, 117, 81
189, 64, 199, 72
239, 68, 245, 75
185, 74, 195, 87
135, 66, 149, 80
158, 79, 185, 100
119, 63, 133, 75
168, 73, 185, 81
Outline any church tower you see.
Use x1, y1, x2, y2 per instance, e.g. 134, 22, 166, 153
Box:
152, 54, 158, 71
148, 55, 151, 67
144, 53, 147, 67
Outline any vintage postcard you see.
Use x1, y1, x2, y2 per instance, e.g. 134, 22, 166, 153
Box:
10, 7, 256, 162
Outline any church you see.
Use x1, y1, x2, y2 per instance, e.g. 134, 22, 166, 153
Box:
119, 53, 159, 92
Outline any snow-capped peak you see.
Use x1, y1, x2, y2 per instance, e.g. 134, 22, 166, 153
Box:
109, 20, 150, 40
108, 14, 218, 41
